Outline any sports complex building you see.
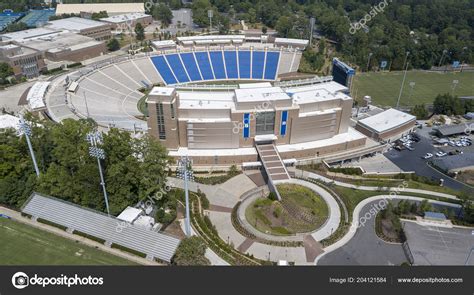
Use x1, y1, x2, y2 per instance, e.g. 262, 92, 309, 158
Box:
45, 35, 418, 169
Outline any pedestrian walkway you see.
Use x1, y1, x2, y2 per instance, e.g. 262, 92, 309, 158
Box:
297, 169, 458, 200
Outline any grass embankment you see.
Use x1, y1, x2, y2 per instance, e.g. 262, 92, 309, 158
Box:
245, 184, 329, 236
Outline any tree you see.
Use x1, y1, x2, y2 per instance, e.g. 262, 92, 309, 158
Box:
107, 38, 120, 52
433, 93, 465, 116
91, 11, 108, 20
172, 237, 210, 265
412, 104, 428, 119
152, 3, 173, 28
134, 23, 145, 41
0, 62, 14, 82
5, 22, 27, 32
261, 26, 267, 35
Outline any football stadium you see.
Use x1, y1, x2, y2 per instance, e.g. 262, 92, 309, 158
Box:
57, 36, 385, 168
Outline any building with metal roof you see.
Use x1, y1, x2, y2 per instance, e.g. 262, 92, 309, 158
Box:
434, 121, 474, 137
355, 108, 416, 142
22, 193, 181, 262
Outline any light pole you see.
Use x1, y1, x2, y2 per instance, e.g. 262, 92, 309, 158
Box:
208, 10, 213, 32
176, 156, 194, 237
87, 131, 110, 216
309, 17, 315, 46
407, 81, 416, 102
452, 80, 459, 96
438, 49, 448, 67
366, 52, 373, 72
396, 51, 410, 109
19, 115, 40, 177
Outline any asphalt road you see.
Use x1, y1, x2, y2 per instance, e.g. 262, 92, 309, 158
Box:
384, 129, 472, 192
318, 199, 408, 265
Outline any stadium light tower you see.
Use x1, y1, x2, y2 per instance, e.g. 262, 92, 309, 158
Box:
18, 115, 40, 177
396, 51, 410, 109
87, 131, 110, 216
208, 9, 213, 31
176, 156, 194, 237
309, 17, 315, 46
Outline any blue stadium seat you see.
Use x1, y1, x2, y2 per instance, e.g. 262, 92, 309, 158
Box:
264, 51, 280, 80
180, 53, 202, 81
238, 51, 251, 79
194, 52, 214, 80
224, 51, 238, 79
165, 54, 190, 83
150, 56, 178, 85
209, 51, 226, 79
252, 51, 265, 79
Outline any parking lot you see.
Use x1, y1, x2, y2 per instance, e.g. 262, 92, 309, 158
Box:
384, 127, 474, 192
403, 221, 474, 265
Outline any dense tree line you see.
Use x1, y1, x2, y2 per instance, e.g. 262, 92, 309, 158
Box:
0, 117, 171, 215
433, 93, 474, 116
200, 0, 473, 71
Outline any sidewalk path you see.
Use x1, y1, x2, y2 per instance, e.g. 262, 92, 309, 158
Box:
297, 169, 458, 200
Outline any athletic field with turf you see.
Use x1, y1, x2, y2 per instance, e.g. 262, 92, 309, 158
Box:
352, 70, 474, 107
0, 218, 137, 265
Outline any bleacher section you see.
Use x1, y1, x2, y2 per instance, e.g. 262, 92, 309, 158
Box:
0, 12, 24, 31
151, 50, 281, 85
21, 9, 56, 28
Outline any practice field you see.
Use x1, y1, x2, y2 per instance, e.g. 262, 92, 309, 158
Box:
352, 71, 474, 107
0, 218, 137, 265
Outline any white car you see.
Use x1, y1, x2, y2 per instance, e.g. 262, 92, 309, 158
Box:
436, 151, 447, 157
423, 153, 433, 159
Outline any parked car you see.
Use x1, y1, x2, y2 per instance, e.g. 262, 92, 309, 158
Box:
436, 151, 447, 157
423, 153, 433, 159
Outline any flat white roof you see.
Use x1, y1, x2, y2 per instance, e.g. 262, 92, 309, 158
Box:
150, 87, 175, 96
177, 35, 245, 42
47, 17, 108, 31
357, 108, 416, 133
178, 91, 235, 109
234, 87, 290, 103
285, 81, 348, 94
274, 38, 309, 46
117, 206, 142, 223
56, 3, 145, 15
0, 114, 20, 131
239, 82, 273, 89
100, 12, 149, 23
151, 40, 176, 48
276, 128, 366, 153
27, 82, 50, 110
0, 27, 61, 42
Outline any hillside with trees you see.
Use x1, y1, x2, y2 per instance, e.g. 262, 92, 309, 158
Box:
0, 117, 171, 215
198, 0, 473, 71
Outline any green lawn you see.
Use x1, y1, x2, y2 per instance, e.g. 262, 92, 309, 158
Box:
0, 218, 137, 265
352, 70, 474, 107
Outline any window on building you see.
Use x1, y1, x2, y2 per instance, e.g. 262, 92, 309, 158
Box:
255, 111, 275, 135
156, 103, 166, 140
